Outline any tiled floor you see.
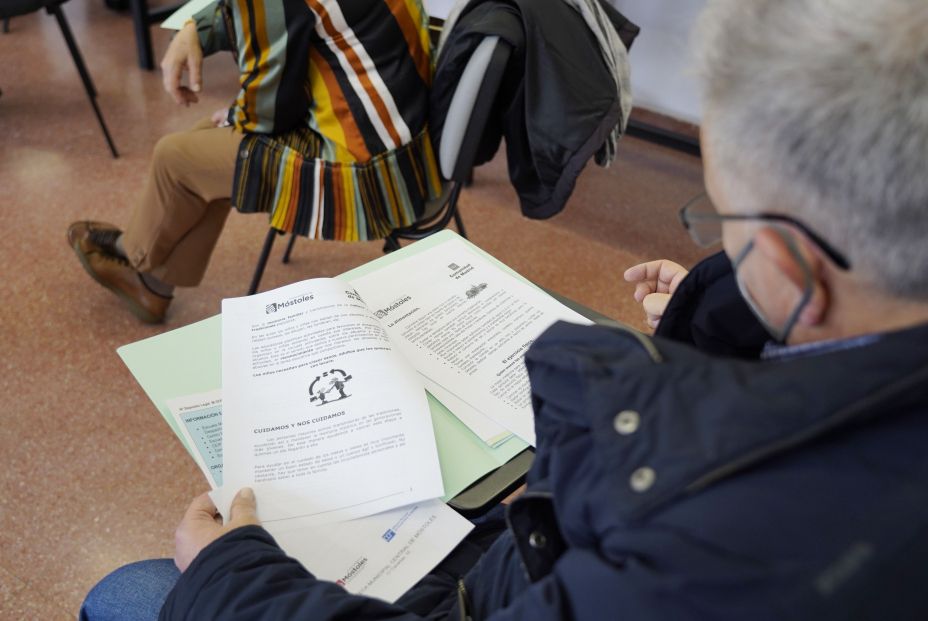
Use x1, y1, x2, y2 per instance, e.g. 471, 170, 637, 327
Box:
0, 1, 709, 617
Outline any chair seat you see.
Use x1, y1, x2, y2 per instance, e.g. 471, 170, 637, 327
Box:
0, 0, 64, 19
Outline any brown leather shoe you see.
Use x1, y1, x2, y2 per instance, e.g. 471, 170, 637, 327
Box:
67, 221, 171, 324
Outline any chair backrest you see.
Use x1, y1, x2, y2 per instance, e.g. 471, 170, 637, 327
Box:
329, 19, 523, 256
408, 32, 517, 224
437, 34, 514, 183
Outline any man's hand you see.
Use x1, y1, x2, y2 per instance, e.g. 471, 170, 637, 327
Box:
501, 483, 526, 505
174, 488, 260, 572
623, 260, 689, 329
161, 21, 203, 106
211, 107, 231, 127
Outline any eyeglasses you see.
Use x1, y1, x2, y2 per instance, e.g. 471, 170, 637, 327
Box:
678, 193, 851, 270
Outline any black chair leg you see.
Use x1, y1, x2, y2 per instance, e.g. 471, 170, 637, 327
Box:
50, 4, 119, 158
128, 0, 155, 70
448, 184, 467, 238
3, 18, 10, 33
453, 208, 467, 239
282, 233, 298, 264
382, 235, 401, 253
249, 228, 280, 295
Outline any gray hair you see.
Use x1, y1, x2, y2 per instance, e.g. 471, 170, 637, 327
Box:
694, 0, 928, 299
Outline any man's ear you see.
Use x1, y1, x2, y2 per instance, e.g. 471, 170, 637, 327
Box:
753, 226, 829, 326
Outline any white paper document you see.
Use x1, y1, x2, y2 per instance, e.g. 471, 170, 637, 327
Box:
268, 499, 473, 603
168, 390, 472, 604
161, 0, 214, 30
348, 237, 592, 445
420, 375, 512, 447
221, 279, 444, 526
166, 390, 224, 489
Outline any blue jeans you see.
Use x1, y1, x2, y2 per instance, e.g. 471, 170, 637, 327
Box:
79, 559, 179, 621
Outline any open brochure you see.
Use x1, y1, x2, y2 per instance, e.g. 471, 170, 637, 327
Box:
120, 231, 592, 602
218, 236, 589, 522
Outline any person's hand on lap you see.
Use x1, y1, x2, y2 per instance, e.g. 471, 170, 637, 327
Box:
211, 107, 231, 127
174, 487, 260, 572
623, 260, 689, 329
161, 21, 203, 106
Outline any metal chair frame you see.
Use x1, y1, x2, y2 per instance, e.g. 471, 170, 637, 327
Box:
1, 0, 118, 158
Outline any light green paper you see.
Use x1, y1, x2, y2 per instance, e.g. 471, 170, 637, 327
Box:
118, 231, 529, 501
338, 230, 540, 286
118, 315, 222, 457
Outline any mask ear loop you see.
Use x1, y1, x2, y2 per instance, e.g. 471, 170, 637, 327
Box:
777, 230, 815, 342
732, 228, 814, 343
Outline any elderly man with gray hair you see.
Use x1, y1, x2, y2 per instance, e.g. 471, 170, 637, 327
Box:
627, 0, 928, 348
81, 1, 928, 619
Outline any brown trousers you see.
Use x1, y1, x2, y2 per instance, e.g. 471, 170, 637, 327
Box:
122, 118, 243, 287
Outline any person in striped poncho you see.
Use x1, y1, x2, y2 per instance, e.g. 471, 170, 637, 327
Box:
67, 0, 442, 323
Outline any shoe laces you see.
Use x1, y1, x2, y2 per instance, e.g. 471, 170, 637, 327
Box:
88, 228, 128, 263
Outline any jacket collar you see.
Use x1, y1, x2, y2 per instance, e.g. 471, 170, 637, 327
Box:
525, 321, 928, 523
759, 333, 879, 361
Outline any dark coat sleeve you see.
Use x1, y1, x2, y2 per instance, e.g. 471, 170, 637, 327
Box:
655, 251, 770, 358
159, 526, 438, 621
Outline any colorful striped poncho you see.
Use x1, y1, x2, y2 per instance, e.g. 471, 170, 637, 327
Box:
193, 0, 443, 240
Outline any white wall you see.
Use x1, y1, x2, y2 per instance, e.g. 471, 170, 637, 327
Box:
610, 0, 705, 124
427, 0, 705, 124
424, 0, 455, 19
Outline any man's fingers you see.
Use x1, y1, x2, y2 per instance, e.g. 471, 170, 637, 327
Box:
634, 281, 655, 303
625, 260, 688, 291
229, 487, 259, 526
163, 62, 185, 104
667, 265, 688, 294
623, 263, 647, 283
183, 492, 218, 521
188, 54, 203, 93
626, 260, 686, 302
160, 58, 201, 105
624, 260, 668, 284
177, 87, 199, 105
180, 20, 202, 92
643, 292, 671, 317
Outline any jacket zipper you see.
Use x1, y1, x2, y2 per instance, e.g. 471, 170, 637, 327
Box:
456, 578, 473, 621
